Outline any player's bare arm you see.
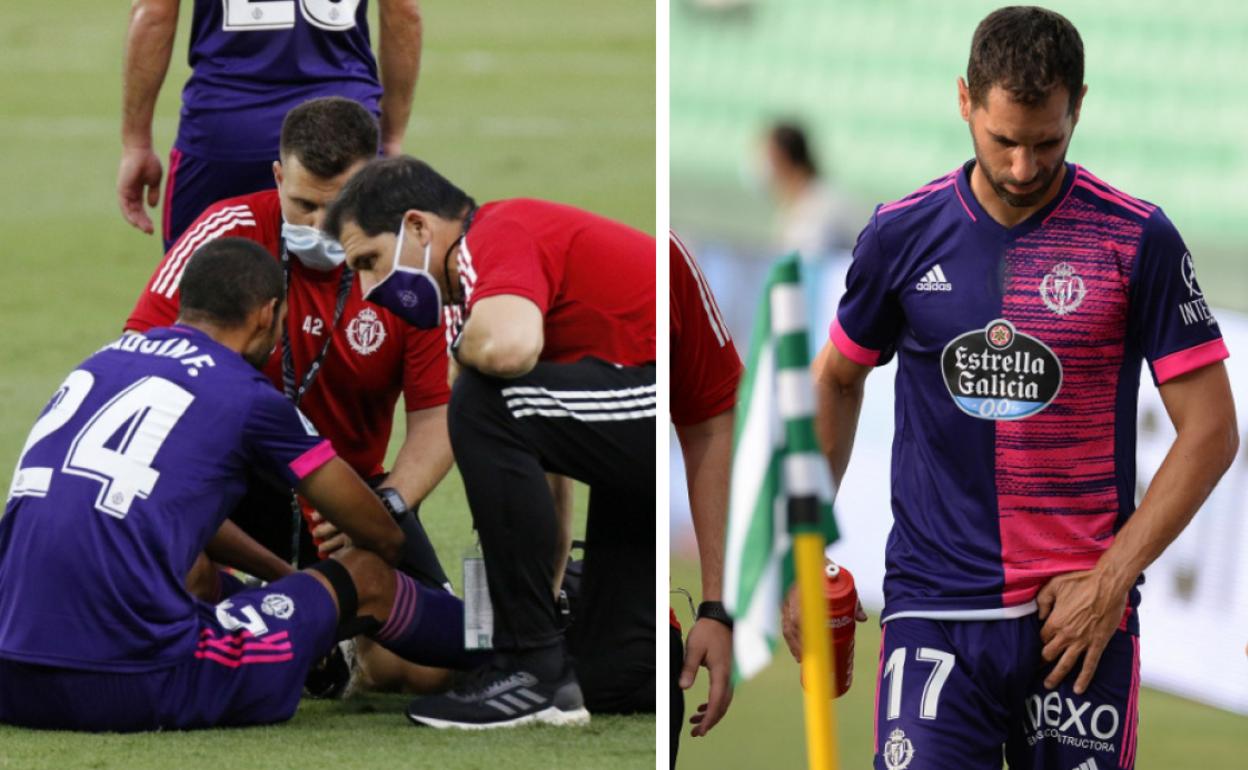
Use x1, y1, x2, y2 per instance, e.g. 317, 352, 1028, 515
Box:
313, 404, 453, 557
205, 519, 296, 583
381, 405, 454, 506
675, 408, 735, 737
454, 294, 545, 378
377, 0, 423, 156
1038, 361, 1238, 694
812, 340, 871, 488
297, 456, 405, 567
781, 341, 871, 661
118, 0, 180, 234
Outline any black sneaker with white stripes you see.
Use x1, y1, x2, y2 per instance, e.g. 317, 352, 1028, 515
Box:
405, 662, 590, 729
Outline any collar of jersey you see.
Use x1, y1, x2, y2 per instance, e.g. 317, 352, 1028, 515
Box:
955, 160, 1077, 240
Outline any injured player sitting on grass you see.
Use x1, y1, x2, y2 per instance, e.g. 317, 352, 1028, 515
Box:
0, 239, 488, 732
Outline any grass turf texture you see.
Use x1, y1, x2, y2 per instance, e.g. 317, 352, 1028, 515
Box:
0, 0, 655, 766
670, 558, 1247, 769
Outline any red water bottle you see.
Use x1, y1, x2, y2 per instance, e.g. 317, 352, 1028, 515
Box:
801, 561, 858, 698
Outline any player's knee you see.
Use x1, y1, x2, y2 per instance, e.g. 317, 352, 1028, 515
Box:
447, 367, 504, 440
335, 548, 394, 618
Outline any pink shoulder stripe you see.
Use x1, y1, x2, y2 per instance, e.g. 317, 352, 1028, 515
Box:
830, 316, 881, 366
879, 178, 957, 215
1073, 180, 1151, 220
1153, 338, 1229, 384
953, 181, 977, 222
1077, 167, 1155, 211
289, 439, 335, 480
878, 168, 960, 212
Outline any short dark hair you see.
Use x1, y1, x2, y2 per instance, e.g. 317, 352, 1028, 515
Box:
279, 96, 378, 178
769, 122, 818, 176
179, 238, 284, 327
967, 6, 1084, 112
324, 156, 476, 239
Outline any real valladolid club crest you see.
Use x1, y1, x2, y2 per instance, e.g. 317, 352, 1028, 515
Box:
346, 307, 387, 355
1039, 261, 1086, 316
883, 728, 915, 770
260, 593, 295, 620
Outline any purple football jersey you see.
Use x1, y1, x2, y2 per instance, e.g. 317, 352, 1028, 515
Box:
177, 0, 382, 161
0, 325, 334, 671
831, 161, 1227, 628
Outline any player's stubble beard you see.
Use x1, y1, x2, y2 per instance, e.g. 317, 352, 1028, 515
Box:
970, 132, 1069, 210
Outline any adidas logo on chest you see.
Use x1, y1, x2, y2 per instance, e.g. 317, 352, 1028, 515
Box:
916, 263, 953, 292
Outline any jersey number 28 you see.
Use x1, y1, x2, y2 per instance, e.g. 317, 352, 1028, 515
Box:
7, 370, 194, 519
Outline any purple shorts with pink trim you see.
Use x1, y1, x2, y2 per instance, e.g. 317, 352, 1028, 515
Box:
0, 573, 336, 732
873, 616, 1140, 770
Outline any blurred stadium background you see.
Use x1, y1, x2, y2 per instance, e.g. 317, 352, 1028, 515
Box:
0, 1, 654, 767
669, 1, 1248, 768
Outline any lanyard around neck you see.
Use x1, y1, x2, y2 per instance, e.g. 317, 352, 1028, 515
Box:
279, 243, 354, 407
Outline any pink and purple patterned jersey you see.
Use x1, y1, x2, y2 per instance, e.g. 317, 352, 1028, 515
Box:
831, 161, 1227, 628
0, 325, 335, 671
177, 0, 381, 161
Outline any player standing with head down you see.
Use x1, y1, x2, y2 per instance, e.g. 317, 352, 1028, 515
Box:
0, 239, 482, 731
325, 156, 656, 728
118, 0, 422, 251
790, 6, 1237, 769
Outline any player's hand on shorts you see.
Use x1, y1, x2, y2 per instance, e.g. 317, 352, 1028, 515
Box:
781, 579, 868, 662
1036, 568, 1128, 695
117, 146, 164, 235
680, 616, 734, 737
309, 510, 353, 557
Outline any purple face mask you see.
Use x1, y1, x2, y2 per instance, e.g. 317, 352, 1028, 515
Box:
363, 221, 443, 329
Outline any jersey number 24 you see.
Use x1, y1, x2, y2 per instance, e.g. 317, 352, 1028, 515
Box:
8, 370, 193, 519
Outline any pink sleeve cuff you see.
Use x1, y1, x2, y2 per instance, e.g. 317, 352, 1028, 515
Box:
1153, 338, 1229, 384
289, 439, 336, 480
829, 317, 882, 367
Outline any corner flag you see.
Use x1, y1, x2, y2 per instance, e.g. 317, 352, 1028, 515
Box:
724, 252, 839, 678
722, 253, 841, 769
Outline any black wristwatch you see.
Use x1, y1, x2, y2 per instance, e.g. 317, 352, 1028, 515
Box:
697, 600, 734, 630
375, 487, 408, 521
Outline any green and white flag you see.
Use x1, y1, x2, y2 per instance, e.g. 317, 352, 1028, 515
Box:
723, 254, 839, 682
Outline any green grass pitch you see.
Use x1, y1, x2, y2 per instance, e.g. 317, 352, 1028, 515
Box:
670, 558, 1247, 769
0, 1, 655, 767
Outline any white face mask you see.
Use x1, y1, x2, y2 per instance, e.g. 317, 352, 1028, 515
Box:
281, 222, 347, 271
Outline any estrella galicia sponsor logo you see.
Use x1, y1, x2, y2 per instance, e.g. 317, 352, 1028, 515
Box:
941, 319, 1062, 420
1177, 252, 1217, 327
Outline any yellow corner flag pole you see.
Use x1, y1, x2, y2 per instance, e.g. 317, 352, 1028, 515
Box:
794, 532, 840, 770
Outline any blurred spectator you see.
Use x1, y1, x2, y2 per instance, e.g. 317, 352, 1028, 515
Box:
761, 122, 860, 261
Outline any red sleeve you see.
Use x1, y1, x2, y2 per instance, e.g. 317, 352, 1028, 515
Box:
402, 324, 451, 410
463, 219, 554, 314
125, 201, 263, 332
670, 234, 742, 426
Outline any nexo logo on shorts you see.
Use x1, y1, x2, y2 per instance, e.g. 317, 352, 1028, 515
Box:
941, 319, 1062, 420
